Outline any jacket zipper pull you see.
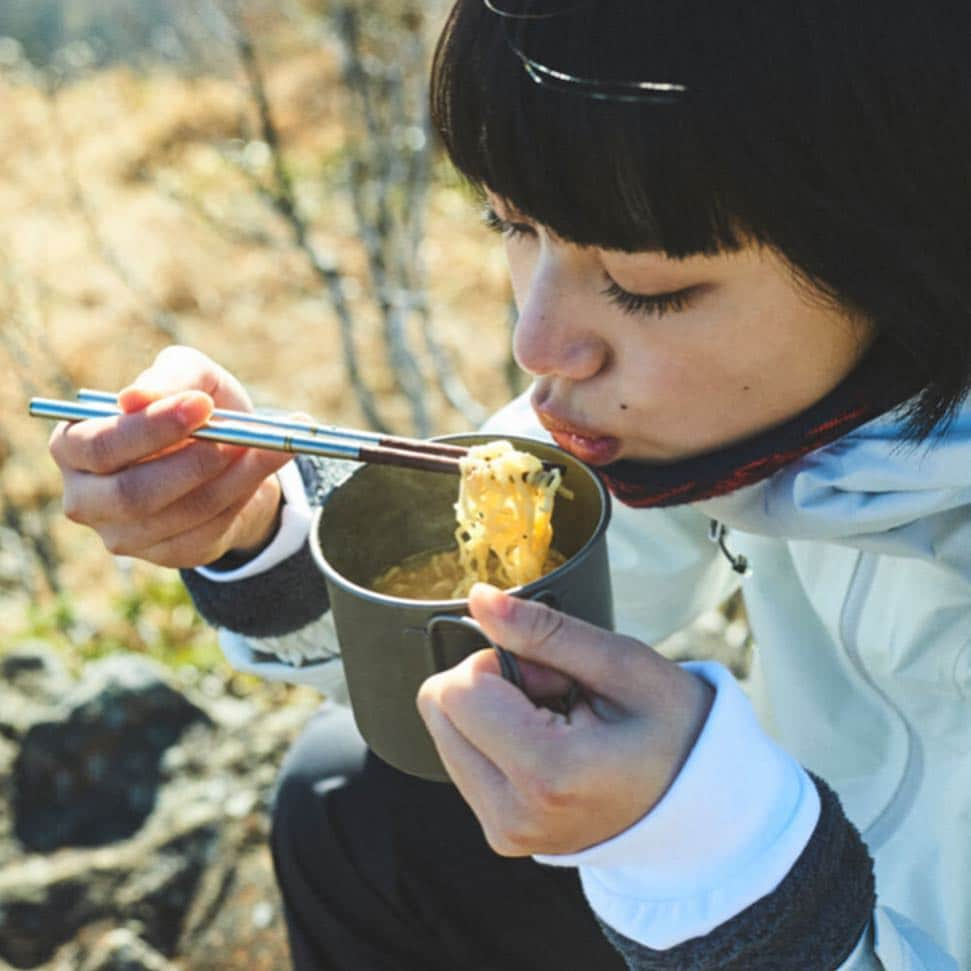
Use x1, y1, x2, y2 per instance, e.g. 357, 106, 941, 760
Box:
708, 520, 752, 577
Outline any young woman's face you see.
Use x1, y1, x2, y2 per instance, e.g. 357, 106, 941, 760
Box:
488, 195, 877, 465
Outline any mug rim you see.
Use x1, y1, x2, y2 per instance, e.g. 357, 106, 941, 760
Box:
308, 433, 612, 608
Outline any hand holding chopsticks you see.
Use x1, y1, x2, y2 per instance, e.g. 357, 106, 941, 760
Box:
32, 343, 565, 572
30, 390, 466, 475
29, 390, 563, 476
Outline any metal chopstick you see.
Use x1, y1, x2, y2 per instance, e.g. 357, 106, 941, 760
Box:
27, 398, 465, 474
77, 389, 469, 459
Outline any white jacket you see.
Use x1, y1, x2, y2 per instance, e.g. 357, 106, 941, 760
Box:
204, 389, 969, 969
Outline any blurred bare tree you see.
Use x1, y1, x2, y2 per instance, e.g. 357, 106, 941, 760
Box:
0, 0, 511, 605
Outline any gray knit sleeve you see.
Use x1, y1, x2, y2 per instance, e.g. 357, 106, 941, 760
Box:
597, 774, 875, 970
178, 455, 358, 638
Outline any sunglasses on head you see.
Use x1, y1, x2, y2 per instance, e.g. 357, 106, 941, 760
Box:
483, 0, 689, 104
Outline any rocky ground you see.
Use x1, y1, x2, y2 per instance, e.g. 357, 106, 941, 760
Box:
0, 645, 320, 971
0, 610, 748, 970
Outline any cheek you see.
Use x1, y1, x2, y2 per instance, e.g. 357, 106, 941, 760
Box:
619, 337, 719, 405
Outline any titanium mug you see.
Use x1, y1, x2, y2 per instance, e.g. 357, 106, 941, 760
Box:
308, 434, 614, 782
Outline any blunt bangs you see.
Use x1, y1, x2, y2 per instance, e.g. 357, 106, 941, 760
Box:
431, 1, 971, 437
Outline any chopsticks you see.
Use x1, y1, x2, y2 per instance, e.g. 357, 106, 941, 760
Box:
77, 389, 471, 461
28, 392, 466, 474
28, 390, 564, 476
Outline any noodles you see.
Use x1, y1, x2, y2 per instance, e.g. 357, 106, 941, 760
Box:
371, 440, 568, 599
453, 440, 566, 593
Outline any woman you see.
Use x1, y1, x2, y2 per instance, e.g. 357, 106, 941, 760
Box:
49, 1, 969, 967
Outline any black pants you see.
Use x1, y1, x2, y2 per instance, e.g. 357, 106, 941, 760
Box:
270, 703, 628, 971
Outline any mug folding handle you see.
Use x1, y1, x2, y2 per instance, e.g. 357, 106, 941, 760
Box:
424, 590, 561, 691
424, 614, 524, 689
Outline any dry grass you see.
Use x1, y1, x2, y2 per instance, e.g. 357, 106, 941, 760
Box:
0, 51, 516, 641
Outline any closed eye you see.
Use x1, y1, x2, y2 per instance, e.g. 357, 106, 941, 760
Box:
482, 206, 536, 240
601, 278, 698, 319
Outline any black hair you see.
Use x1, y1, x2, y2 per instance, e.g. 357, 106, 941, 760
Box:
430, 0, 971, 438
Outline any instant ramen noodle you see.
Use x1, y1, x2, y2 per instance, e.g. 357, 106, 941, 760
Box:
372, 440, 569, 599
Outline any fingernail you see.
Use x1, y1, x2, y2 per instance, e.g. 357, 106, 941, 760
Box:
176, 392, 210, 426
117, 385, 153, 411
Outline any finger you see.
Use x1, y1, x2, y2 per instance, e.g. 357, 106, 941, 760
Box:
513, 658, 578, 703
50, 393, 213, 476
95, 447, 290, 555
131, 494, 254, 569
471, 642, 577, 705
118, 345, 252, 413
420, 651, 601, 782
419, 686, 508, 792
63, 439, 246, 526
416, 673, 523, 850
469, 583, 659, 711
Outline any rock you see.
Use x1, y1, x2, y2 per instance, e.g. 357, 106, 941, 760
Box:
12, 655, 211, 852
0, 643, 76, 742
75, 927, 175, 971
0, 643, 73, 702
0, 639, 332, 969
0, 734, 19, 870
0, 802, 219, 968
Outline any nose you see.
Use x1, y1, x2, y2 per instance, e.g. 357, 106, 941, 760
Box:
511, 257, 610, 381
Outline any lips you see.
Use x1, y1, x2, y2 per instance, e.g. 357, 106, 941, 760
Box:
534, 407, 622, 466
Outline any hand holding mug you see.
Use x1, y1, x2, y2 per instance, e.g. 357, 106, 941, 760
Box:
417, 582, 713, 857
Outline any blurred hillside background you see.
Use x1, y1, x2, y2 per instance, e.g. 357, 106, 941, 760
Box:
1, 0, 520, 657
0, 3, 749, 968
0, 2, 526, 968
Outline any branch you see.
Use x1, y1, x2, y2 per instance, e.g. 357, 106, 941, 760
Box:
0, 483, 63, 598
151, 172, 283, 249
228, 8, 390, 433
0, 247, 74, 399
338, 5, 487, 429
336, 5, 431, 436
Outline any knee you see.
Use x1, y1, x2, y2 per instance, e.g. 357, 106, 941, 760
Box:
271, 760, 315, 844
270, 704, 364, 868
271, 759, 338, 865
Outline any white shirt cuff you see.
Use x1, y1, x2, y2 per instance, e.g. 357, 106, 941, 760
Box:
534, 660, 821, 950
194, 460, 313, 583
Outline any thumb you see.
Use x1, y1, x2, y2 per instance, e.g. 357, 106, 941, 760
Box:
468, 583, 653, 710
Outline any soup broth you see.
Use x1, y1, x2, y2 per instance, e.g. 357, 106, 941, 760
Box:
371, 546, 567, 600
368, 439, 569, 600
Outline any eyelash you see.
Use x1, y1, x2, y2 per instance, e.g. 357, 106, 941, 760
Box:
482, 207, 533, 239
601, 280, 696, 319
483, 206, 696, 319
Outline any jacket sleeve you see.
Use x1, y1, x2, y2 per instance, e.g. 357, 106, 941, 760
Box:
179, 455, 355, 637
177, 454, 359, 695
541, 661, 958, 970
596, 854, 957, 971
595, 773, 875, 970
